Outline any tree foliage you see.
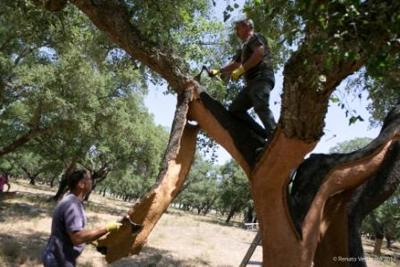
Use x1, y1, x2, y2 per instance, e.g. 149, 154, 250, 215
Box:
0, 0, 168, 197
329, 137, 372, 153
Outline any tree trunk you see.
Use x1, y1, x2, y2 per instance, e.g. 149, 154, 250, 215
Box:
385, 237, 392, 249
53, 177, 68, 201
102, 188, 107, 197
313, 192, 352, 267
244, 204, 255, 224
225, 206, 237, 223
202, 197, 216, 215
50, 175, 57, 188
52, 161, 77, 201
373, 238, 383, 256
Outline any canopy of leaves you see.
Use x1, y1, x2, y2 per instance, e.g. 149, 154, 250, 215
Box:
329, 137, 372, 153
242, 0, 400, 125
0, 0, 168, 193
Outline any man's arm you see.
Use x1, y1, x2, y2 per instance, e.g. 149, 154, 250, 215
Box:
68, 221, 122, 246
242, 45, 264, 71
220, 60, 241, 74
68, 226, 108, 246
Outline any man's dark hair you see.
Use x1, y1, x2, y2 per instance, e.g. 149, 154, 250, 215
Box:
67, 169, 89, 190
234, 18, 254, 29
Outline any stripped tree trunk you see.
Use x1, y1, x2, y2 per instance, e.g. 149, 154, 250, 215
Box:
97, 89, 199, 262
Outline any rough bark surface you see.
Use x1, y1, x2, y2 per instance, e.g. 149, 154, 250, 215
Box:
69, 0, 190, 92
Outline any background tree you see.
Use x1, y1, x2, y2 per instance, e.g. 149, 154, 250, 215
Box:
174, 156, 219, 215
0, 0, 169, 202
359, 187, 400, 255
218, 160, 251, 223
329, 137, 373, 154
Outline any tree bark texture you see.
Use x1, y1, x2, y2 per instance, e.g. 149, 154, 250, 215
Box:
97, 90, 199, 263
290, 103, 400, 266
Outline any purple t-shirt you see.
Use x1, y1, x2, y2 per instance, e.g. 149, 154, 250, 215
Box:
42, 194, 87, 266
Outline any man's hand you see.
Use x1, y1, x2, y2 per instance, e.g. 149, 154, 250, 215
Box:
106, 222, 123, 232
231, 66, 245, 80
209, 69, 220, 77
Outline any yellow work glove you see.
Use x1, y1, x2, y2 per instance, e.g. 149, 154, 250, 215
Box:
209, 68, 220, 77
231, 66, 245, 80
105, 222, 123, 232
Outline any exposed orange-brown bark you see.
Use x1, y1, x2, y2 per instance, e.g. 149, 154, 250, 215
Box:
313, 192, 352, 267
251, 128, 317, 267
97, 124, 198, 262
301, 138, 399, 265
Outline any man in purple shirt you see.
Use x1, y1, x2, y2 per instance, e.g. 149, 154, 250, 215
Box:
42, 170, 122, 267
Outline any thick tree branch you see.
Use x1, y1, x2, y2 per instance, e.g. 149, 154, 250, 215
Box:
37, 0, 191, 92
188, 88, 266, 174
281, 45, 364, 141
346, 141, 400, 267
0, 127, 51, 157
96, 89, 198, 263
250, 129, 317, 266
289, 102, 400, 264
291, 102, 400, 227
301, 139, 396, 261
281, 0, 398, 141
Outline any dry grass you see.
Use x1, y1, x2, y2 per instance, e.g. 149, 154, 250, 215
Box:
0, 180, 398, 267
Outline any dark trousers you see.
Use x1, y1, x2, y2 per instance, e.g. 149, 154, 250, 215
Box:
229, 79, 276, 139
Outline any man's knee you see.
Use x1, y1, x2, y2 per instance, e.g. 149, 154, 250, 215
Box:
229, 104, 245, 114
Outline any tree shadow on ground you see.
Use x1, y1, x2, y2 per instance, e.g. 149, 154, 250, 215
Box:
196, 216, 243, 228
0, 196, 52, 223
109, 246, 211, 267
0, 232, 48, 266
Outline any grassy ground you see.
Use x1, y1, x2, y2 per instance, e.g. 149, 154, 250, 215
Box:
0, 180, 399, 267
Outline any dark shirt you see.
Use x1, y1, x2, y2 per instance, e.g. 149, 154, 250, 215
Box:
233, 32, 274, 84
42, 193, 87, 267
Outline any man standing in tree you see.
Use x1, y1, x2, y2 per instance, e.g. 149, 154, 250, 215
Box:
42, 169, 123, 267
212, 18, 276, 139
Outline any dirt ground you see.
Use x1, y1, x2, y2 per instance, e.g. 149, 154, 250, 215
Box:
0, 180, 399, 267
